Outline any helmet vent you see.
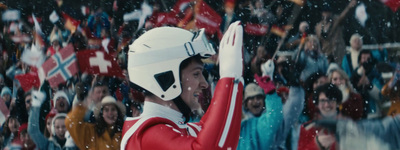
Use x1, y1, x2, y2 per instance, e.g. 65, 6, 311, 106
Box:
154, 71, 175, 92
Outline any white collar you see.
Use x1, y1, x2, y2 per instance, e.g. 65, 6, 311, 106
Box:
141, 101, 186, 127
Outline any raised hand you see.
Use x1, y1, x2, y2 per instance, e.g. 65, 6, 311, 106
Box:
31, 90, 46, 107
219, 21, 243, 79
261, 59, 275, 78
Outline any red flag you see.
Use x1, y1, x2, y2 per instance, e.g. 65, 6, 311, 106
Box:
195, 1, 222, 35
244, 23, 269, 36
62, 12, 81, 33
154, 12, 180, 27
15, 72, 41, 92
76, 50, 124, 78
381, 0, 400, 12
41, 44, 78, 88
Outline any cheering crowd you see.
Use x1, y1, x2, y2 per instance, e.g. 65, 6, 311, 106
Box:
0, 0, 400, 149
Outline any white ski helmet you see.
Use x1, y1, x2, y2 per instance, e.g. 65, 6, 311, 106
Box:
128, 27, 215, 101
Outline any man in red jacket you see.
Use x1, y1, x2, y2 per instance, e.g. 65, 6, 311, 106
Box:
121, 21, 244, 150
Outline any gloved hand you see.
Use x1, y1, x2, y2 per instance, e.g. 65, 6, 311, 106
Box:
75, 82, 88, 101
31, 90, 46, 107
261, 59, 274, 78
219, 21, 243, 78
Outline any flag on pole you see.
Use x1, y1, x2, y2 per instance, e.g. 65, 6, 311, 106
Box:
40, 44, 78, 88
61, 12, 81, 34
76, 50, 124, 78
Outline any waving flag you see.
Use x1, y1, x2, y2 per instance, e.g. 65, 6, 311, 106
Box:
76, 50, 124, 78
195, 1, 222, 35
40, 44, 78, 88
62, 12, 81, 34
244, 23, 269, 36
15, 71, 41, 92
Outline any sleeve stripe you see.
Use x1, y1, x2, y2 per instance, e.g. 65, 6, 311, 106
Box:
218, 81, 240, 148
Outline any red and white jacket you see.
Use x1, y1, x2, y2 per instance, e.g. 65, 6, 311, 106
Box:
121, 78, 243, 150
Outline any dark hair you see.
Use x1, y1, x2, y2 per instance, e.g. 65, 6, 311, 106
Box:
314, 83, 342, 105
357, 50, 374, 63
304, 72, 327, 93
1, 115, 20, 138
94, 104, 125, 137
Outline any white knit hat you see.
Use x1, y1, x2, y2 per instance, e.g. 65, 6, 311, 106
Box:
53, 91, 70, 108
51, 113, 67, 136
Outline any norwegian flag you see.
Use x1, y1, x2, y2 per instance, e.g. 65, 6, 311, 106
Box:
40, 44, 78, 88
76, 50, 124, 78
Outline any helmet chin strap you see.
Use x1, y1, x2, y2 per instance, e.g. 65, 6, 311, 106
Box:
173, 96, 192, 123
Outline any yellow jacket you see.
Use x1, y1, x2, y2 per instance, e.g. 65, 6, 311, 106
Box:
65, 104, 121, 150
381, 82, 400, 116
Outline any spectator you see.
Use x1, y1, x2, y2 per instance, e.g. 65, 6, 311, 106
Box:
43, 109, 57, 138
66, 96, 125, 149
52, 91, 70, 113
296, 35, 329, 82
4, 123, 37, 150
1, 116, 20, 148
350, 50, 383, 117
342, 33, 388, 77
1, 87, 12, 108
28, 91, 76, 149
329, 68, 364, 120
298, 83, 344, 150
314, 0, 357, 64
381, 64, 400, 116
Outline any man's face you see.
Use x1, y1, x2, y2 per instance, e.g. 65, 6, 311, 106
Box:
245, 95, 265, 116
54, 118, 66, 140
55, 97, 69, 113
180, 61, 208, 111
25, 95, 32, 111
351, 38, 363, 50
360, 53, 371, 64
92, 86, 109, 104
317, 93, 338, 118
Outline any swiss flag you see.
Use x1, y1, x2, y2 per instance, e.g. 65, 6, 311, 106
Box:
41, 44, 78, 88
76, 50, 124, 78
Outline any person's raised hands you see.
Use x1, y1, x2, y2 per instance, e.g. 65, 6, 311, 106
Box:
31, 90, 46, 107
219, 21, 243, 79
